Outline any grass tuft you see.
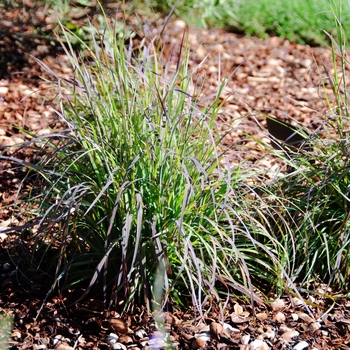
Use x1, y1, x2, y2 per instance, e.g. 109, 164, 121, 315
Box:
253, 1, 350, 290
11, 13, 277, 311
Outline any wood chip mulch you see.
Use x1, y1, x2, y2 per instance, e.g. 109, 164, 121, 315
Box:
1, 1, 350, 349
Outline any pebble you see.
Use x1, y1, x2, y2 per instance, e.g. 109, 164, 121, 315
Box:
174, 19, 186, 29
241, 334, 250, 344
249, 339, 270, 349
111, 343, 127, 350
106, 333, 119, 345
32, 345, 46, 350
293, 341, 309, 350
271, 299, 285, 311
291, 313, 299, 321
274, 311, 286, 323
292, 297, 304, 307
281, 330, 299, 342
55, 345, 74, 350
256, 312, 268, 321
0, 86, 9, 95
0, 136, 15, 147
308, 322, 321, 333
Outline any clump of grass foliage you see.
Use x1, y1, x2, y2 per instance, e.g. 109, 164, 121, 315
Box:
253, 1, 350, 292
13, 12, 283, 311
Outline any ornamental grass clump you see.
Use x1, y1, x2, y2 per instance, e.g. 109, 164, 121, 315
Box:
13, 15, 279, 311
254, 2, 350, 291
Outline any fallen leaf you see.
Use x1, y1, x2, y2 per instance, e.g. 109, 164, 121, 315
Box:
181, 333, 195, 342
222, 322, 240, 334
192, 338, 207, 349
109, 318, 132, 334
118, 335, 133, 344
209, 322, 223, 340
231, 313, 251, 324
234, 303, 244, 315
164, 313, 181, 326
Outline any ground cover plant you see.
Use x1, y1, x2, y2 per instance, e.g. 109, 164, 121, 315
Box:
253, 4, 350, 291
137, 0, 350, 46
8, 12, 284, 313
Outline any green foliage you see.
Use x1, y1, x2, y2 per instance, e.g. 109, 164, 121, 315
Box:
0, 314, 13, 350
5, 0, 350, 313
137, 0, 350, 46
15, 14, 279, 310
257, 138, 350, 288
230, 0, 347, 46
253, 0, 350, 289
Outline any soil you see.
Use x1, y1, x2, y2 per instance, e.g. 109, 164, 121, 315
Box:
1, 1, 350, 349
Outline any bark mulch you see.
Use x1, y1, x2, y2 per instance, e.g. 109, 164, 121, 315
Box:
1, 1, 350, 349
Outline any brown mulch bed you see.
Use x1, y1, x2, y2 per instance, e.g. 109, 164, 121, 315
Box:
1, 1, 350, 349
